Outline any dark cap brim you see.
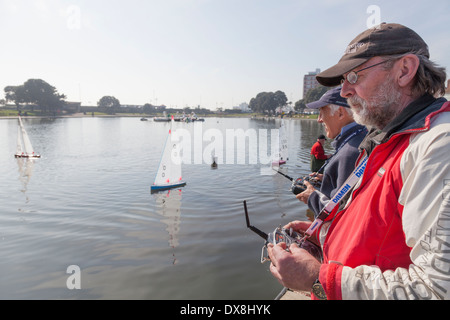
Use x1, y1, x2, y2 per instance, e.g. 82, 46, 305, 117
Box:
306, 100, 328, 109
316, 57, 369, 87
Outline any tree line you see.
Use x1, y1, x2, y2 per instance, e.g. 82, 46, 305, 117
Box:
4, 78, 330, 115
4, 79, 66, 114
249, 90, 288, 113
3, 79, 128, 115
248, 86, 330, 114
3, 78, 204, 115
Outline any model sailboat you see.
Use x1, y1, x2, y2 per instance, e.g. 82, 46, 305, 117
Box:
151, 117, 186, 193
272, 118, 288, 165
15, 116, 40, 159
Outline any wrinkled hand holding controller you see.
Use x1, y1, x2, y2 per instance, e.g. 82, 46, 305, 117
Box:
291, 176, 322, 195
243, 200, 323, 263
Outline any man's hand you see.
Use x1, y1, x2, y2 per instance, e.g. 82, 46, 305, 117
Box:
310, 173, 323, 182
283, 220, 311, 234
268, 242, 321, 292
296, 181, 316, 204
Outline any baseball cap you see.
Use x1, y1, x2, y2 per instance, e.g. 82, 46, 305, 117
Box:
316, 23, 429, 87
306, 87, 349, 109
318, 134, 326, 140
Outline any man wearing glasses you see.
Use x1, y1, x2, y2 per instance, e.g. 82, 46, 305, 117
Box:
268, 23, 450, 300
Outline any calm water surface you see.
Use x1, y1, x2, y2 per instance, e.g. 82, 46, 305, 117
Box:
0, 116, 328, 299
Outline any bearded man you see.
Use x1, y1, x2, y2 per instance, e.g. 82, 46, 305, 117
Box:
268, 23, 450, 300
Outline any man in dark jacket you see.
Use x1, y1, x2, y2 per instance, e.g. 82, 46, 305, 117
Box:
298, 87, 367, 217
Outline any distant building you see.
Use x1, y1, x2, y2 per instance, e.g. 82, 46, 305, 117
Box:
232, 102, 251, 112
64, 101, 81, 113
275, 104, 295, 115
120, 104, 142, 108
303, 68, 321, 98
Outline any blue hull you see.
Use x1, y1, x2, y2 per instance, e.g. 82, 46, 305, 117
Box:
150, 182, 186, 193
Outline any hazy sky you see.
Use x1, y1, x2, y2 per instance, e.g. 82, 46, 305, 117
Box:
1, 0, 449, 110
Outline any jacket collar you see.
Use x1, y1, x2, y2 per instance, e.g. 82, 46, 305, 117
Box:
360, 94, 447, 154
332, 122, 366, 150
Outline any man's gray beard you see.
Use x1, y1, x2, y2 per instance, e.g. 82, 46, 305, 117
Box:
347, 79, 402, 129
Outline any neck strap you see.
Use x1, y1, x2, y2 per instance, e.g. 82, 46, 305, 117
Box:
304, 155, 369, 237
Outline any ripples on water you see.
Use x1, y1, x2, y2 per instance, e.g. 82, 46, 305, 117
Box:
0, 116, 328, 299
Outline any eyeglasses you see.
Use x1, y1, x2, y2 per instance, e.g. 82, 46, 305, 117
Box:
341, 59, 389, 85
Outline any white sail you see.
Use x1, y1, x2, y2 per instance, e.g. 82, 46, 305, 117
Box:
272, 118, 288, 165
151, 118, 185, 192
19, 117, 34, 155
16, 125, 24, 156
15, 116, 40, 158
279, 119, 288, 161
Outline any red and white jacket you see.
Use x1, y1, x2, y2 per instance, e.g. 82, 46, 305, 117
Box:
317, 96, 450, 300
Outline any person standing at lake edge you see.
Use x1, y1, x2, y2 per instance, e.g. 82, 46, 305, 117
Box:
310, 135, 330, 173
297, 87, 367, 217
268, 23, 450, 299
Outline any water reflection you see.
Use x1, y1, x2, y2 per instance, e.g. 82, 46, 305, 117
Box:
297, 119, 332, 153
16, 158, 35, 197
1, 117, 333, 299
153, 189, 183, 265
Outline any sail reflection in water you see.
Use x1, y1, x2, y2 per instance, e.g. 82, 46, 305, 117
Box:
153, 189, 183, 265
16, 158, 35, 196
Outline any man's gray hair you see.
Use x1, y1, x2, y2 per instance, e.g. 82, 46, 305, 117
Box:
382, 50, 447, 98
328, 104, 353, 116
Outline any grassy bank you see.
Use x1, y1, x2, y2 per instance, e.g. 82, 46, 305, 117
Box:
0, 109, 318, 120
0, 110, 109, 117
0, 110, 29, 117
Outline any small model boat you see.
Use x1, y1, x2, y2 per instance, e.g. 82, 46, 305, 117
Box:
15, 116, 40, 159
151, 117, 186, 193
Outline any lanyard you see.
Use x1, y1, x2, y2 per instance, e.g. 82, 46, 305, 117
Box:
303, 154, 369, 238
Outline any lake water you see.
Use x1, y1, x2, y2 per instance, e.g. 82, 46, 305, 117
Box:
0, 116, 328, 300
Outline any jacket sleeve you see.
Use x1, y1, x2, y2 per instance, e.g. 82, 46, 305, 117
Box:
311, 142, 328, 160
327, 112, 450, 300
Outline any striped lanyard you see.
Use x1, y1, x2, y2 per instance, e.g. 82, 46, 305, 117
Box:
303, 154, 369, 238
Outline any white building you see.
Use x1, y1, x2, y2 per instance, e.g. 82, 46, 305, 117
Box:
232, 102, 251, 112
